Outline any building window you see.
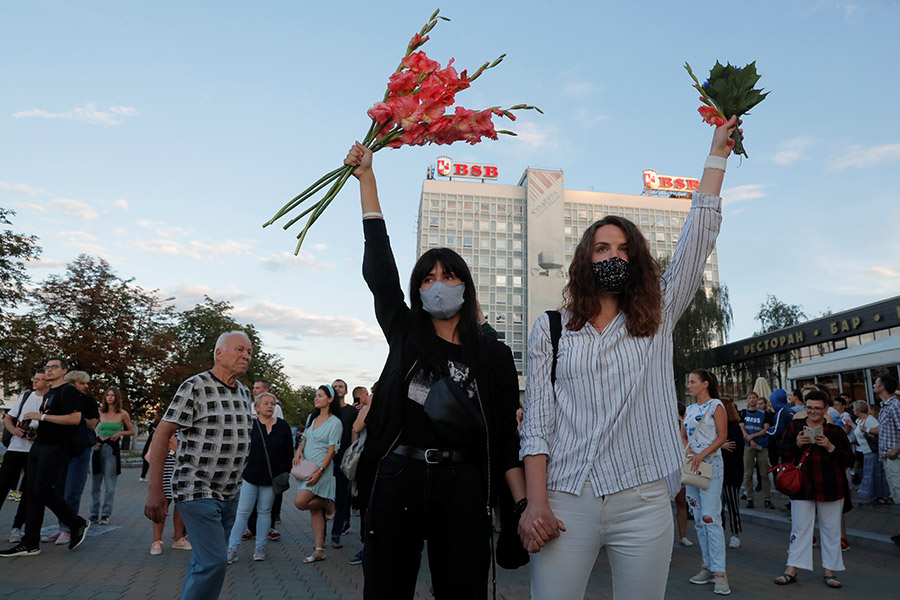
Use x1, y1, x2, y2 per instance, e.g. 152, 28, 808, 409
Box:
446, 235, 456, 246
496, 239, 507, 250
481, 203, 491, 214
512, 223, 522, 233
464, 201, 474, 212
462, 237, 473, 248
431, 199, 440, 209
497, 257, 507, 268
480, 256, 491, 267
497, 331, 506, 340
512, 294, 523, 306
514, 206, 524, 216
512, 314, 523, 324
513, 258, 523, 268
497, 293, 507, 304
481, 238, 491, 249
480, 220, 491, 231
428, 235, 439, 245
429, 217, 439, 228
497, 204, 508, 216
564, 226, 572, 235
655, 232, 665, 242
463, 219, 474, 230
640, 215, 650, 225
496, 275, 507, 286
496, 221, 508, 232
512, 275, 522, 286
447, 200, 457, 210
513, 351, 522, 360
496, 314, 506, 324
512, 240, 522, 250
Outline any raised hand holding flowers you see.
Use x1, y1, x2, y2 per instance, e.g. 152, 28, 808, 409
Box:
685, 61, 768, 158
265, 9, 542, 253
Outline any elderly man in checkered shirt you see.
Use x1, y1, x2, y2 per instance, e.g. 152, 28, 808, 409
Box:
144, 331, 254, 600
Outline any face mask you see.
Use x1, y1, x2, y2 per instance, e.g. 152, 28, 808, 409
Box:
420, 281, 466, 320
591, 256, 630, 293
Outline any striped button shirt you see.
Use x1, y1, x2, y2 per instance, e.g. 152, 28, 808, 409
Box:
521, 192, 722, 497
879, 396, 900, 460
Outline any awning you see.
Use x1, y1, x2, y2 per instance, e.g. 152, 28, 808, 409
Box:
787, 334, 900, 380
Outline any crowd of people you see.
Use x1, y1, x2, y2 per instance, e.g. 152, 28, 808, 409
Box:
1, 115, 899, 600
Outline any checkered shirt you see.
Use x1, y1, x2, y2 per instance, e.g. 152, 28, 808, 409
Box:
879, 396, 900, 460
163, 371, 253, 502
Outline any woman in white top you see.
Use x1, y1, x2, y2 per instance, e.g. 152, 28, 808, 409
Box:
851, 400, 892, 503
681, 368, 730, 594
520, 116, 738, 599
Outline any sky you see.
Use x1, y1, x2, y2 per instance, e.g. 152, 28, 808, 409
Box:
3, 1, 900, 389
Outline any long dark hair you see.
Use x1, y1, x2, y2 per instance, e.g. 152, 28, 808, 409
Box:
309, 385, 342, 422
408, 247, 483, 377
691, 368, 720, 400
562, 216, 662, 336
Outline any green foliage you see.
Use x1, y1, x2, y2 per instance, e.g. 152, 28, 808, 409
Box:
0, 208, 42, 317
754, 295, 808, 335
661, 257, 733, 398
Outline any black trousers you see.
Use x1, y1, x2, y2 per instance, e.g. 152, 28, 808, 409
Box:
0, 450, 29, 528
331, 466, 352, 541
22, 443, 83, 548
363, 453, 490, 600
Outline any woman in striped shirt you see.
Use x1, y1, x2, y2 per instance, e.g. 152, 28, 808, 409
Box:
519, 116, 738, 599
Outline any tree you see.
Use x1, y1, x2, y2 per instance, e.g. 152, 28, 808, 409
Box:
754, 295, 807, 335
0, 208, 43, 393
0, 208, 42, 319
30, 255, 174, 418
662, 257, 734, 398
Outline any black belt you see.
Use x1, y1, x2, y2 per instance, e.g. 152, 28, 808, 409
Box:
392, 444, 475, 465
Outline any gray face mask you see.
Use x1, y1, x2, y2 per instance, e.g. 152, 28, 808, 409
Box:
419, 281, 466, 320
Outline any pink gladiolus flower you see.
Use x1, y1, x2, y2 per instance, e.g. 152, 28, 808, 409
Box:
367, 102, 393, 124
698, 106, 726, 127
387, 70, 418, 97
401, 51, 441, 74
408, 33, 429, 51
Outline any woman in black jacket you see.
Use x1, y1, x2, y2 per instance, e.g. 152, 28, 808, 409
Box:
345, 142, 526, 600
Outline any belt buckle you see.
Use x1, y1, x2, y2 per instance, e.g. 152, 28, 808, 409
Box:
424, 449, 441, 465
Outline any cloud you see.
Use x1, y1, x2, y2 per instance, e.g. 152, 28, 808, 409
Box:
773, 136, 812, 165
512, 122, 559, 150
0, 181, 47, 196
165, 284, 252, 307
112, 199, 129, 209
258, 251, 335, 271
51, 197, 98, 220
868, 266, 900, 278
313, 243, 328, 252
12, 103, 138, 126
30, 257, 66, 269
133, 235, 253, 261
113, 227, 128, 236
562, 81, 596, 99
721, 184, 766, 206
830, 143, 900, 170
57, 230, 106, 255
12, 201, 47, 215
232, 300, 385, 344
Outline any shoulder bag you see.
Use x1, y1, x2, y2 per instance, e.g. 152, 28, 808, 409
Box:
340, 430, 365, 482
681, 402, 715, 489
291, 414, 321, 481
2, 391, 31, 447
767, 444, 813, 496
255, 418, 291, 495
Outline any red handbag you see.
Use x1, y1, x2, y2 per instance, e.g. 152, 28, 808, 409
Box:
767, 446, 813, 496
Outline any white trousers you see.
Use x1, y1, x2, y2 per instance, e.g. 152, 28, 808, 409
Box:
885, 458, 900, 503
530, 479, 673, 600
786, 499, 845, 572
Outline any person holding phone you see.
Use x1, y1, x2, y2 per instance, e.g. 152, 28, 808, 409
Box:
775, 390, 854, 589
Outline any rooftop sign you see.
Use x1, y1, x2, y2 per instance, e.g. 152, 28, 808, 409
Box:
436, 157, 498, 180
643, 169, 699, 193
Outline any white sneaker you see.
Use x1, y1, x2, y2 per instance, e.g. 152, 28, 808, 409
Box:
714, 573, 731, 595
253, 547, 266, 561
679, 536, 694, 547
150, 541, 163, 556
227, 548, 238, 564
8, 528, 22, 544
728, 535, 741, 549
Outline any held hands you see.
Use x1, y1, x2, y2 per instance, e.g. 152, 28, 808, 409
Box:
344, 142, 373, 180
797, 434, 812, 447
306, 469, 322, 486
710, 115, 741, 158
518, 500, 566, 553
813, 433, 835, 452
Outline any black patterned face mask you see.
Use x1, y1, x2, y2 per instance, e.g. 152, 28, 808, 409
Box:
591, 257, 630, 293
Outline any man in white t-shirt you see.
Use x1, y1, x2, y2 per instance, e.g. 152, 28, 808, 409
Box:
0, 371, 50, 543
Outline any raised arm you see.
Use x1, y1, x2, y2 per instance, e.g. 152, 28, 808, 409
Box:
345, 142, 410, 338
661, 116, 738, 325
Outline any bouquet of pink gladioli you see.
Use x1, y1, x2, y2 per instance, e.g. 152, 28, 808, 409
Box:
264, 9, 541, 252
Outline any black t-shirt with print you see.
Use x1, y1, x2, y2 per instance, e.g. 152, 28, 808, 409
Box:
36, 383, 81, 446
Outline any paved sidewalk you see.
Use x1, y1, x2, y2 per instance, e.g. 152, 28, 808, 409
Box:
0, 471, 897, 599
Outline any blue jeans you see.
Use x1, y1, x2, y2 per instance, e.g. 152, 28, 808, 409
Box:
56, 445, 92, 532
90, 444, 118, 520
685, 454, 726, 573
176, 496, 239, 600
228, 482, 274, 550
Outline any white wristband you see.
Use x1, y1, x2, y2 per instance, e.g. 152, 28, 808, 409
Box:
362, 212, 384, 220
704, 155, 727, 172
41, 414, 46, 421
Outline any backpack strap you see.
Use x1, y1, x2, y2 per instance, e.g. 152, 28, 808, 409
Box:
546, 310, 562, 386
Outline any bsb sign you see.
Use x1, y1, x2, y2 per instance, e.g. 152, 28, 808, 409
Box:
643, 169, 699, 193
436, 157, 499, 180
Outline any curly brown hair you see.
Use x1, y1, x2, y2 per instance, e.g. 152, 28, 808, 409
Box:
562, 216, 662, 336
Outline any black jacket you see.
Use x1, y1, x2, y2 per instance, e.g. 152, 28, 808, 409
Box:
356, 219, 522, 511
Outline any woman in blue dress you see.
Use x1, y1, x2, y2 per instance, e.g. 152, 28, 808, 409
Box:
293, 384, 342, 564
